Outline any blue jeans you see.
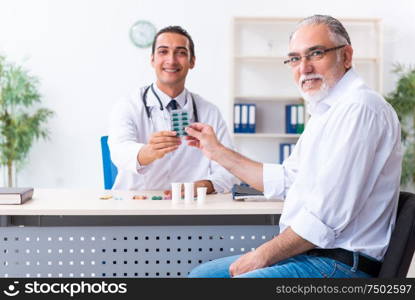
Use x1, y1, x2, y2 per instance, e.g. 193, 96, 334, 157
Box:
188, 254, 373, 278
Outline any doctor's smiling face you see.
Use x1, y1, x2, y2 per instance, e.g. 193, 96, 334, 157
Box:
288, 24, 353, 103
151, 32, 195, 96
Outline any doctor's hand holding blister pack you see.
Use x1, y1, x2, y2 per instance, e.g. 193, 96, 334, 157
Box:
138, 107, 192, 166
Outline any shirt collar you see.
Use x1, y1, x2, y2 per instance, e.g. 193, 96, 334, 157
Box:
147, 83, 188, 109
307, 68, 360, 116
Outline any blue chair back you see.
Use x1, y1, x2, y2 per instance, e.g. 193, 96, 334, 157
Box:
100, 136, 118, 189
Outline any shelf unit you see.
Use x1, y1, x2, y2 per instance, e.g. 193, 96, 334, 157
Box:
234, 133, 301, 139
231, 17, 382, 163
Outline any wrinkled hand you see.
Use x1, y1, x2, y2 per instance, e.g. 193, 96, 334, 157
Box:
229, 249, 269, 277
185, 123, 223, 161
138, 131, 181, 165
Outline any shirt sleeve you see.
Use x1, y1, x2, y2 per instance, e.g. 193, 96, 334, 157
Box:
289, 102, 386, 248
263, 136, 302, 199
107, 99, 148, 175
205, 108, 240, 193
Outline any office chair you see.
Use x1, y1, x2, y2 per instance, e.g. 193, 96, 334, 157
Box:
378, 191, 415, 278
100, 136, 118, 189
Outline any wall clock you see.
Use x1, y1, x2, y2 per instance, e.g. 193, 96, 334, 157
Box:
129, 20, 157, 48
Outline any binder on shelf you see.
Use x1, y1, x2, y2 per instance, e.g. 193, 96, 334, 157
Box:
290, 143, 296, 155
279, 143, 296, 163
248, 104, 256, 133
297, 104, 305, 134
234, 104, 241, 133
285, 104, 305, 134
279, 143, 288, 163
241, 104, 249, 133
285, 105, 297, 134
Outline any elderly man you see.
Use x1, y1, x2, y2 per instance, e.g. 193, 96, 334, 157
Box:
186, 15, 402, 278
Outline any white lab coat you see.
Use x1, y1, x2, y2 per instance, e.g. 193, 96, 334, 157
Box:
108, 84, 239, 192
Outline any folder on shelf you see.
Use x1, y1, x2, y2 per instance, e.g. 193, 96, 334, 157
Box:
234, 104, 241, 133
241, 104, 249, 133
297, 104, 305, 134
279, 143, 289, 163
285, 105, 297, 134
285, 104, 305, 134
279, 143, 296, 163
248, 104, 256, 133
290, 143, 296, 155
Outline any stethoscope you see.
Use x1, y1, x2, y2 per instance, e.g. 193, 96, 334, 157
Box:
141, 83, 199, 122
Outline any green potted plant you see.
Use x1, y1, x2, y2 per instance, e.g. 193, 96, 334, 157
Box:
385, 64, 415, 186
0, 55, 54, 187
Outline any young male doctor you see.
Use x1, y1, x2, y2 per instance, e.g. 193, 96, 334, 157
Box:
108, 25, 237, 193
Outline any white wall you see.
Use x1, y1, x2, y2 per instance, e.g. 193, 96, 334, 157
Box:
0, 0, 414, 189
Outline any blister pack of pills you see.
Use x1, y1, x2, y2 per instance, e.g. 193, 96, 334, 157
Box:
170, 109, 190, 136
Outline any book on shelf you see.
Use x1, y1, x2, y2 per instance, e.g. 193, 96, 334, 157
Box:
0, 187, 34, 204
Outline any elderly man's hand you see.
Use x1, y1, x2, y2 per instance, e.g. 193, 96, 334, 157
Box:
185, 123, 224, 161
229, 249, 269, 277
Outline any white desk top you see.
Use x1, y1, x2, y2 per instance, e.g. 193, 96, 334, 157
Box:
0, 189, 284, 216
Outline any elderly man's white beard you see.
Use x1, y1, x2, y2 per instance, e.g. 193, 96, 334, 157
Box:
297, 74, 330, 105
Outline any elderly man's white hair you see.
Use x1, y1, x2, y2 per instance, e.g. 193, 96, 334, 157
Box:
289, 15, 351, 46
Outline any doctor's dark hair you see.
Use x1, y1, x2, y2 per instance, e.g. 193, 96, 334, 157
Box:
290, 15, 351, 46
151, 25, 195, 59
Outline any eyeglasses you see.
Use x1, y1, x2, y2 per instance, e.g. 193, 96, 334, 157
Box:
283, 45, 347, 67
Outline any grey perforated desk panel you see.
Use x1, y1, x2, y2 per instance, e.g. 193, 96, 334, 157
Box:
0, 189, 283, 278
